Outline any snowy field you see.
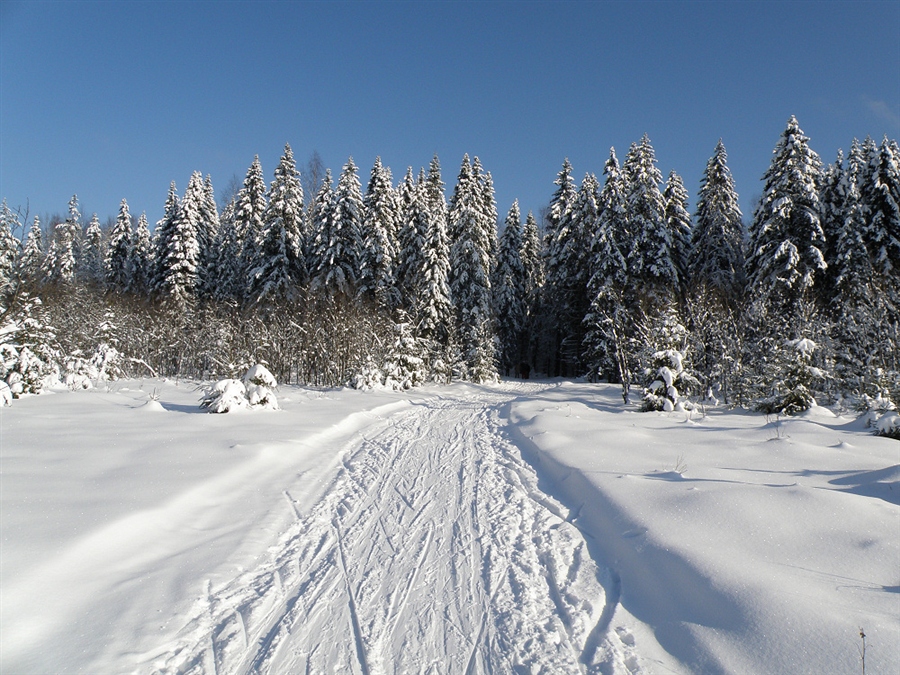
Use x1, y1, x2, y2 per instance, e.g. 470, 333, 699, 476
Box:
1, 378, 897, 674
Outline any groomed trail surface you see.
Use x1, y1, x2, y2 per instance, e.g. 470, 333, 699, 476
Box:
148, 383, 637, 674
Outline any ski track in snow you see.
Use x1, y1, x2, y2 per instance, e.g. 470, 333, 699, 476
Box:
145, 383, 637, 674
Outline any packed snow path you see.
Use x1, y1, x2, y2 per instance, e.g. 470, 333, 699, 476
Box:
151, 383, 634, 674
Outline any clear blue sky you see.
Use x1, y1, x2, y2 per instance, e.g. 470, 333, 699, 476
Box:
1, 0, 898, 231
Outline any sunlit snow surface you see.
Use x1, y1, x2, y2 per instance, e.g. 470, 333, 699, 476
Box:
1, 379, 897, 674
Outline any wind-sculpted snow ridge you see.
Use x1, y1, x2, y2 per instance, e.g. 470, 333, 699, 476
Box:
148, 383, 636, 674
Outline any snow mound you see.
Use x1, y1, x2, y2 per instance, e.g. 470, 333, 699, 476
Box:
137, 399, 166, 413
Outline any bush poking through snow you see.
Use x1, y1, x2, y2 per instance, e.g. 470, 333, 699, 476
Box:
201, 365, 279, 413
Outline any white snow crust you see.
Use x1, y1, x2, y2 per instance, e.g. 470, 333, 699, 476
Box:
1, 379, 897, 674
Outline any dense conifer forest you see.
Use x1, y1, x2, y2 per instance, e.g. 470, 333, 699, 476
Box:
1, 117, 898, 419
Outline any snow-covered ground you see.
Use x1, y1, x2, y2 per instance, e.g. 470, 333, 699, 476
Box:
1, 378, 897, 674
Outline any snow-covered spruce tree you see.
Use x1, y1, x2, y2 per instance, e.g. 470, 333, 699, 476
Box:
520, 210, 544, 312
212, 196, 245, 302
359, 157, 399, 308
414, 177, 455, 380
395, 167, 428, 311
818, 149, 845, 302
248, 143, 307, 306
157, 175, 203, 311
863, 136, 900, 291
448, 154, 496, 382
236, 156, 268, 299
560, 172, 600, 370
0, 297, 59, 398
311, 158, 365, 297
151, 182, 180, 297
663, 170, 692, 300
827, 140, 876, 391
106, 199, 134, 293
583, 148, 631, 383
624, 135, 678, 306
755, 336, 825, 415
307, 168, 336, 291
492, 201, 527, 375
0, 200, 21, 301
78, 213, 105, 288
639, 306, 699, 412
542, 158, 579, 375
126, 212, 152, 298
378, 314, 427, 390
196, 174, 221, 300
691, 139, 744, 299
686, 140, 745, 401
519, 209, 544, 367
746, 116, 825, 318
859, 136, 900, 391
41, 195, 81, 287
19, 216, 43, 292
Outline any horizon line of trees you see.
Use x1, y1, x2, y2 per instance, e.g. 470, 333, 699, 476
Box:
1, 116, 898, 415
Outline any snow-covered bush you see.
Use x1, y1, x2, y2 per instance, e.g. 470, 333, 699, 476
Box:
641, 348, 699, 412
875, 412, 900, 440
201, 364, 278, 413
200, 378, 249, 413
0, 299, 60, 398
756, 337, 825, 416
242, 364, 278, 409
62, 343, 124, 390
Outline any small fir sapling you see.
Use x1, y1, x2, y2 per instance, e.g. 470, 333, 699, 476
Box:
756, 337, 825, 416
641, 348, 699, 412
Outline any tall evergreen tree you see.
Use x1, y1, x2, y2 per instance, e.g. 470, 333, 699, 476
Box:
492, 201, 527, 374
746, 116, 825, 317
542, 159, 579, 375
583, 149, 631, 383
106, 198, 134, 293
79, 213, 105, 287
249, 144, 307, 305
691, 140, 744, 299
236, 156, 268, 298
0, 200, 21, 299
197, 174, 221, 299
127, 212, 152, 297
663, 170, 692, 296
448, 154, 496, 381
624, 135, 676, 298
520, 210, 544, 308
359, 157, 398, 307
212, 196, 244, 301
19, 216, 43, 290
863, 136, 900, 281
310, 157, 365, 297
42, 194, 81, 286
158, 176, 202, 309
395, 167, 427, 309
152, 182, 180, 296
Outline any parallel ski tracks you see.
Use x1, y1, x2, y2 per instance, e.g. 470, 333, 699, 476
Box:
149, 383, 631, 674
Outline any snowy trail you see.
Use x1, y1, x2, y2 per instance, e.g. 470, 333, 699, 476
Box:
147, 383, 635, 674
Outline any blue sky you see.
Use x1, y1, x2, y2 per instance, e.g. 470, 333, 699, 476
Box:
1, 0, 898, 231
